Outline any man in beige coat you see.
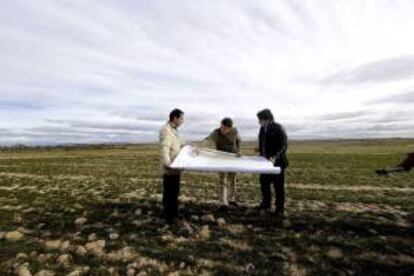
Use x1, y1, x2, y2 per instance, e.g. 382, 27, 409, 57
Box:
159, 108, 185, 223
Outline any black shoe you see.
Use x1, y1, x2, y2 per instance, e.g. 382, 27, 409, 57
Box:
275, 210, 285, 219
165, 217, 176, 225
217, 205, 229, 212
260, 208, 271, 219
229, 201, 239, 207
164, 212, 182, 224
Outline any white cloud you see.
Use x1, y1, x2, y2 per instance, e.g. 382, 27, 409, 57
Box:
0, 0, 413, 145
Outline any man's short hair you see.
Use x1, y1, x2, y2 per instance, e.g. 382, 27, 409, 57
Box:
221, 117, 233, 128
169, 108, 184, 121
257, 109, 274, 121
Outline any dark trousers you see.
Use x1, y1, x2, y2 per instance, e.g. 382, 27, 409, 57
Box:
162, 174, 181, 220
259, 169, 285, 212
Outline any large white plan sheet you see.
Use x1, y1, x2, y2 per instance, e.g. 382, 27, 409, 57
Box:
171, 145, 281, 174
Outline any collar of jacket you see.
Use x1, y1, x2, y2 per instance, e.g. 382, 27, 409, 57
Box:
263, 120, 273, 132
166, 121, 180, 136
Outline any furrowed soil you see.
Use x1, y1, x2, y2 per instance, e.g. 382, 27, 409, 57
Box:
0, 139, 413, 275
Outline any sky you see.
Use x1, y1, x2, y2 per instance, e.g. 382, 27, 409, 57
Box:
0, 0, 413, 145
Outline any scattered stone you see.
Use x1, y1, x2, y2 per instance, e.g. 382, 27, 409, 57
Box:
37, 254, 53, 264
14, 214, 23, 224
179, 262, 186, 269
65, 208, 76, 214
109, 233, 119, 240
29, 251, 38, 258
327, 236, 335, 242
5, 230, 24, 241
107, 267, 120, 275
327, 247, 343, 259
149, 194, 162, 201
281, 246, 293, 255
104, 247, 139, 263
76, 245, 87, 256
161, 234, 174, 242
190, 215, 200, 221
201, 214, 215, 223
44, 240, 62, 250
88, 233, 97, 241
15, 265, 32, 276
41, 231, 52, 238
175, 236, 188, 244
288, 262, 307, 275
74, 217, 87, 227
60, 241, 70, 251
245, 263, 255, 274
368, 229, 378, 235
16, 227, 32, 235
34, 270, 55, 276
307, 255, 317, 264
66, 269, 82, 276
127, 262, 138, 269
16, 253, 28, 260
181, 221, 194, 235
66, 266, 89, 276
0, 231, 5, 239
308, 245, 320, 253
217, 218, 226, 226
126, 268, 136, 276
134, 209, 142, 216
57, 254, 72, 267
160, 225, 170, 233
199, 225, 211, 240
22, 208, 36, 214
37, 223, 46, 230
226, 224, 244, 235
73, 203, 84, 210
73, 237, 84, 243
395, 219, 411, 228
283, 219, 292, 228
131, 220, 144, 227
110, 210, 120, 218
85, 240, 106, 255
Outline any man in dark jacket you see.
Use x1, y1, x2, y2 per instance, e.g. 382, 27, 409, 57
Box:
256, 109, 288, 217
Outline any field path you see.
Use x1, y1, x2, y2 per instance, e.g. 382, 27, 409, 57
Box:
0, 172, 413, 192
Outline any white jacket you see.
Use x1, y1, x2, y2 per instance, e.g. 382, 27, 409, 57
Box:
159, 121, 184, 175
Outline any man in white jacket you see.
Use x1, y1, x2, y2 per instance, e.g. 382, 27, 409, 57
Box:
159, 108, 185, 223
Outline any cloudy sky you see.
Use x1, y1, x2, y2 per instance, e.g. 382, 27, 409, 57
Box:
1, 0, 413, 145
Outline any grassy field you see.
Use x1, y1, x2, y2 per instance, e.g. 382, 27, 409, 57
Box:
0, 139, 413, 275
